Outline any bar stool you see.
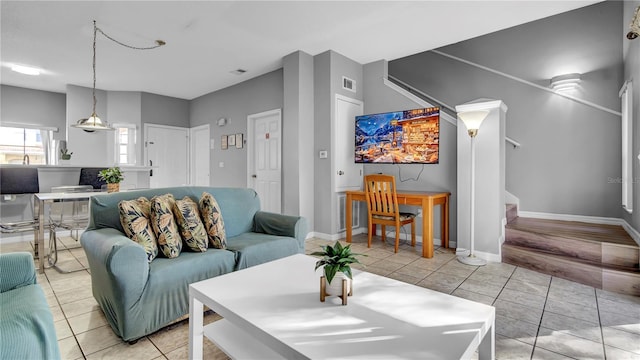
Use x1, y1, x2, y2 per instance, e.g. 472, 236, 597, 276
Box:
47, 185, 92, 273
0, 168, 40, 253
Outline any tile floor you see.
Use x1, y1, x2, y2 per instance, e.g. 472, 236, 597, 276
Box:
2, 234, 639, 360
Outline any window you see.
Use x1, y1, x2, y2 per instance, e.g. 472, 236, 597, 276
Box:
0, 126, 54, 165
620, 80, 633, 213
114, 123, 137, 165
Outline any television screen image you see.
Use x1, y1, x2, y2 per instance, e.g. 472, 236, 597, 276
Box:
355, 107, 440, 164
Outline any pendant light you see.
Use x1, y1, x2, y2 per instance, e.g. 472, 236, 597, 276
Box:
73, 20, 165, 132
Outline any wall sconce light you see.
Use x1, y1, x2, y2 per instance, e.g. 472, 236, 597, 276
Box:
627, 6, 639, 40
217, 118, 228, 127
550, 73, 581, 92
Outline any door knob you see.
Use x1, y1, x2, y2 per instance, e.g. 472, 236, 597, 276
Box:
338, 171, 344, 175
252, 174, 257, 178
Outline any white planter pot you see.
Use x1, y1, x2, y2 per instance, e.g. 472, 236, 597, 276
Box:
325, 271, 351, 296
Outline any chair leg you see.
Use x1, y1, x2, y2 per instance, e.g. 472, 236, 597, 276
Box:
48, 226, 58, 267
394, 227, 400, 253
367, 223, 373, 248
381, 225, 386, 242
411, 221, 416, 247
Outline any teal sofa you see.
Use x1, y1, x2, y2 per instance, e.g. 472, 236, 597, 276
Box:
0, 252, 61, 360
80, 186, 307, 342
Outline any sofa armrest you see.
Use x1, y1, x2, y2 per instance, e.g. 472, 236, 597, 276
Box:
80, 228, 149, 311
0, 252, 37, 293
253, 211, 308, 253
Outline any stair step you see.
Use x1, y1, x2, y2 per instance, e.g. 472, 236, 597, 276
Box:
505, 217, 639, 268
502, 244, 640, 296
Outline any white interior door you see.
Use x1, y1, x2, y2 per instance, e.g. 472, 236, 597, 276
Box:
190, 124, 210, 186
335, 95, 363, 192
144, 124, 189, 188
248, 109, 282, 213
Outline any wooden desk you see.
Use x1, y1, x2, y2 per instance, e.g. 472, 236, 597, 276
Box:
346, 190, 450, 258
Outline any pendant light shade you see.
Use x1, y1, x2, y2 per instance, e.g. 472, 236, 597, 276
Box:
74, 113, 112, 132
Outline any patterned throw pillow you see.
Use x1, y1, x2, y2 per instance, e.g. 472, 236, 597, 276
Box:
173, 196, 208, 252
150, 194, 182, 258
199, 192, 227, 249
118, 197, 158, 262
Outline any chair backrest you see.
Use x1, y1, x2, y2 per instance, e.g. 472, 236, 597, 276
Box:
364, 174, 400, 219
79, 168, 107, 190
0, 167, 39, 194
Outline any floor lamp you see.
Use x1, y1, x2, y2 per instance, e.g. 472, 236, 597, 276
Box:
458, 110, 490, 266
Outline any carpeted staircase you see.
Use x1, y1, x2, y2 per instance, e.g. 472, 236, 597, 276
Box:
502, 204, 640, 296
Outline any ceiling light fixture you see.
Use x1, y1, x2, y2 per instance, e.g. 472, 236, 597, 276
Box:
73, 20, 166, 132
550, 73, 581, 92
627, 6, 640, 40
11, 65, 40, 76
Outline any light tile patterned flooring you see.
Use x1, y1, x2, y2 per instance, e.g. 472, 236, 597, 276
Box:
1, 233, 640, 359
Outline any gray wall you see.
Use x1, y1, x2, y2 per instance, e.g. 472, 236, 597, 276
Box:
389, 1, 623, 219
1, 85, 66, 140
362, 60, 456, 243
622, 0, 640, 234
190, 69, 283, 187
141, 92, 190, 128
313, 51, 364, 236
283, 51, 315, 225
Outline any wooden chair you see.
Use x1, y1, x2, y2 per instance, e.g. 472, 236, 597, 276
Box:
364, 174, 416, 253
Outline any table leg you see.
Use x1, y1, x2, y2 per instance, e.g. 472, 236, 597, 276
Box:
37, 198, 45, 274
422, 198, 434, 258
189, 294, 204, 360
346, 193, 353, 243
441, 195, 449, 249
478, 319, 495, 360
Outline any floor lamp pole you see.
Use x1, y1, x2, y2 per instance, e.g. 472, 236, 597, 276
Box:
458, 130, 486, 266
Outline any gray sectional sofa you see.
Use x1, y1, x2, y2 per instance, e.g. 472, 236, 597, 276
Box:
80, 186, 307, 342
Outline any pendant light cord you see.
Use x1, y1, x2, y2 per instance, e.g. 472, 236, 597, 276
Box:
87, 20, 166, 124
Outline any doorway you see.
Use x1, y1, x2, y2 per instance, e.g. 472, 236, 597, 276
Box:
247, 109, 282, 213
190, 124, 210, 186
144, 124, 189, 188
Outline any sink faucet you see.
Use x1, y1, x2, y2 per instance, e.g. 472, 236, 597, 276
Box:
22, 154, 30, 165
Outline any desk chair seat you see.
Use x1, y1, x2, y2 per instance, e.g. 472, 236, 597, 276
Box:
47, 185, 92, 273
364, 174, 417, 253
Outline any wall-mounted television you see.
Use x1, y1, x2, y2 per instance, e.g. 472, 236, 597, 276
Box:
355, 107, 440, 164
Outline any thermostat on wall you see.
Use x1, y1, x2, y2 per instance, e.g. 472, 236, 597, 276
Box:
319, 150, 328, 159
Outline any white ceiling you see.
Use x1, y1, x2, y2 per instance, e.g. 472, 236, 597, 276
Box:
1, 1, 600, 100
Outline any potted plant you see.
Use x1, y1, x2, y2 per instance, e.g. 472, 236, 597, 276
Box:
98, 167, 124, 193
311, 241, 364, 298
60, 148, 72, 160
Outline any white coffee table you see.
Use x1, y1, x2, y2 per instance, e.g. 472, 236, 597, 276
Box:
189, 254, 495, 359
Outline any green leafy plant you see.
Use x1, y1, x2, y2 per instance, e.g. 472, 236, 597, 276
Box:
98, 167, 124, 184
311, 241, 365, 284
60, 148, 72, 160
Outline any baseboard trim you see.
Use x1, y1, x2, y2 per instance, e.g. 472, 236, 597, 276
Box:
455, 247, 502, 263
518, 210, 640, 246
306, 227, 448, 248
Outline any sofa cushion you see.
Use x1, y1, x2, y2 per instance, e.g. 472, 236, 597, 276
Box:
173, 196, 208, 252
118, 197, 158, 262
150, 194, 182, 258
226, 233, 300, 270
0, 285, 61, 360
200, 192, 227, 249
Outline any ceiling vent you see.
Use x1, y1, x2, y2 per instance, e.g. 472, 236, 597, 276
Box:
342, 76, 356, 92
230, 69, 247, 75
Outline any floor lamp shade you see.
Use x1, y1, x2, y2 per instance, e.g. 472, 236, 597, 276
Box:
458, 109, 489, 266
459, 110, 489, 135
